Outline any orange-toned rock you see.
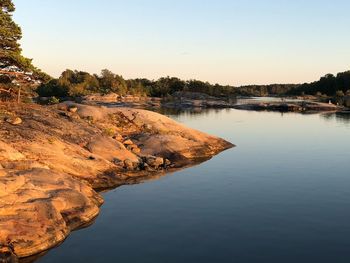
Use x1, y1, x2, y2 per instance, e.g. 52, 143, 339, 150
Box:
123, 139, 134, 145
0, 168, 103, 259
86, 136, 139, 163
0, 141, 25, 161
0, 102, 233, 260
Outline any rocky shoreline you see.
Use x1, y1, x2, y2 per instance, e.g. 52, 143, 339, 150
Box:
0, 102, 233, 262
78, 92, 345, 113
232, 101, 342, 113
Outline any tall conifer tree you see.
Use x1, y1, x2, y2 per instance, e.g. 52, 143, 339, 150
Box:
0, 0, 34, 70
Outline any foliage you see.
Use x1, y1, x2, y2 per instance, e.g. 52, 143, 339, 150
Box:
0, 0, 35, 72
37, 70, 98, 97
336, 90, 345, 97
103, 127, 116, 137
36, 79, 67, 97
37, 69, 143, 97
0, 0, 51, 102
36, 67, 350, 100
35, 69, 301, 99
2, 0, 349, 101
48, 96, 60, 105
288, 71, 350, 96
98, 69, 128, 95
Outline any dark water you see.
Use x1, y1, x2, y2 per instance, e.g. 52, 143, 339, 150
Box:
39, 109, 350, 263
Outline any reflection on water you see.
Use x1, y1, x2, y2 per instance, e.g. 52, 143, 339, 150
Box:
38, 109, 350, 263
321, 111, 350, 125
155, 96, 307, 116
234, 96, 303, 105
155, 107, 232, 117
335, 112, 350, 124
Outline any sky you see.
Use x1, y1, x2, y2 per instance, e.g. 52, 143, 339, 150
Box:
13, 0, 350, 86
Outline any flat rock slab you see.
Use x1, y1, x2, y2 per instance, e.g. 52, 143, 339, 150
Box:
0, 168, 103, 258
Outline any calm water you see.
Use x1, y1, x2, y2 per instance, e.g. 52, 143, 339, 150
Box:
38, 109, 350, 263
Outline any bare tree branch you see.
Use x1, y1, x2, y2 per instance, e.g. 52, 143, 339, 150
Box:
0, 88, 12, 93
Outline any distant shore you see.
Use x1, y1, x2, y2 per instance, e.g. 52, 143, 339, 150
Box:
70, 91, 347, 113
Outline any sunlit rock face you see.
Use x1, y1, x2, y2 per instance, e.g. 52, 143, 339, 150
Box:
0, 169, 103, 258
0, 102, 233, 259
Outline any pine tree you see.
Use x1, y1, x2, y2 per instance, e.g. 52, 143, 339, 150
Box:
0, 0, 34, 70
0, 0, 51, 101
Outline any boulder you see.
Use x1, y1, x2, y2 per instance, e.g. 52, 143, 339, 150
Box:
131, 146, 141, 154
6, 117, 22, 125
164, 159, 171, 167
145, 156, 164, 169
123, 139, 134, 145
124, 159, 136, 170
68, 106, 78, 113
86, 136, 139, 163
62, 102, 110, 121
112, 133, 123, 142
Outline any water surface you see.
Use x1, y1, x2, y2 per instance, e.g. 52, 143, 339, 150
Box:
39, 109, 350, 263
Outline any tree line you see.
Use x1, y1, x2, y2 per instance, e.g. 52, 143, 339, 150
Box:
2, 1, 350, 101
287, 71, 350, 97
37, 68, 350, 100
36, 69, 301, 99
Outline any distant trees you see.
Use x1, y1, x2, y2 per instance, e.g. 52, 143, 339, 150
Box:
37, 69, 142, 98
36, 68, 350, 101
336, 90, 345, 97
59, 70, 100, 96
35, 69, 303, 99
99, 69, 127, 95
149, 77, 186, 97
36, 79, 66, 98
237, 84, 298, 97
37, 70, 98, 97
125, 79, 149, 96
288, 71, 350, 96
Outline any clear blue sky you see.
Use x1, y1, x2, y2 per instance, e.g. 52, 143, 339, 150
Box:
13, 0, 350, 85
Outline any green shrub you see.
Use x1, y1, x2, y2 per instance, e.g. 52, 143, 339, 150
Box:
48, 96, 60, 104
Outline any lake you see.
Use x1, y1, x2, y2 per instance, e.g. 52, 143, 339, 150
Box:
38, 108, 350, 263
